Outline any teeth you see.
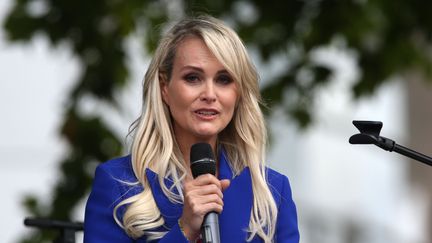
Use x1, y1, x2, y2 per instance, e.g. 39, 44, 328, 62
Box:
197, 111, 216, 115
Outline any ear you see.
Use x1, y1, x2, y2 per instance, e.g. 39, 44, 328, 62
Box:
159, 73, 170, 105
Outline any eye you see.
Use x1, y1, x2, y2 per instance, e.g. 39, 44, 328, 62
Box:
183, 73, 200, 83
216, 74, 233, 85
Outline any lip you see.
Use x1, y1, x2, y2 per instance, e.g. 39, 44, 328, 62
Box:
194, 108, 220, 120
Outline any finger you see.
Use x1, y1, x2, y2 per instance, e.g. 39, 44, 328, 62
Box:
189, 183, 223, 198
198, 193, 224, 206
202, 202, 223, 214
184, 174, 213, 189
187, 195, 224, 216
194, 174, 221, 188
220, 179, 230, 191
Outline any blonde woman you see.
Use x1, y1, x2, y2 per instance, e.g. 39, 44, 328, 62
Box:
84, 15, 299, 243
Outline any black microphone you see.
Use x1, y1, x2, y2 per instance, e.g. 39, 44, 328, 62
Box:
190, 143, 220, 243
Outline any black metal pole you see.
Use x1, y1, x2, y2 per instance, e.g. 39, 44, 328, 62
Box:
350, 120, 432, 167
393, 143, 432, 167
24, 218, 83, 243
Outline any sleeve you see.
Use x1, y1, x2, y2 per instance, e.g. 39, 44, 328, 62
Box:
275, 175, 300, 243
84, 165, 135, 243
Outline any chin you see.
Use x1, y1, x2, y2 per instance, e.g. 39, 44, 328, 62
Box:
194, 128, 220, 139
195, 131, 217, 139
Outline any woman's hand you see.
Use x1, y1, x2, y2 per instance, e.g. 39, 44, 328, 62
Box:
179, 174, 230, 241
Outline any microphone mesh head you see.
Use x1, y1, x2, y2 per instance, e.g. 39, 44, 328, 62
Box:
190, 143, 216, 178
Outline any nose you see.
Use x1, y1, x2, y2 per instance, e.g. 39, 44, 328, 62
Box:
200, 80, 216, 103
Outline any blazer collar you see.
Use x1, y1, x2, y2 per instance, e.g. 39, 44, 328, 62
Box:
218, 148, 236, 180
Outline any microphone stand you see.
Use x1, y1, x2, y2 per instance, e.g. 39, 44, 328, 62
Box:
349, 120, 432, 167
24, 217, 83, 243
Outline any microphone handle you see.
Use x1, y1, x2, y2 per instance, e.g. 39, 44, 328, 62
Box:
201, 212, 220, 243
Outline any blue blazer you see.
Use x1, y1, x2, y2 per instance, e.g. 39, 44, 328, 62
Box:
84, 152, 299, 242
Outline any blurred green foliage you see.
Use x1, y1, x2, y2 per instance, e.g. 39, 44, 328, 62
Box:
3, 0, 431, 242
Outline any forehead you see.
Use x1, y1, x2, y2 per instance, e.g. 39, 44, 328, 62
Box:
174, 37, 220, 67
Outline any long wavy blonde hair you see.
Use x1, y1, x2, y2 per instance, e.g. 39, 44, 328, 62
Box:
114, 15, 278, 242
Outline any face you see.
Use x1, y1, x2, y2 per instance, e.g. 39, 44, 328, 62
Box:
161, 37, 238, 147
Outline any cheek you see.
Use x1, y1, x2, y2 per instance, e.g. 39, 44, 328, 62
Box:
167, 87, 193, 114
223, 92, 238, 115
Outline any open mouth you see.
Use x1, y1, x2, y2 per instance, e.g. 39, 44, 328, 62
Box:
195, 109, 219, 116
196, 111, 217, 115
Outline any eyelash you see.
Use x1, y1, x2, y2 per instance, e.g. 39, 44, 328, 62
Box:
217, 74, 233, 85
182, 73, 233, 85
184, 74, 200, 83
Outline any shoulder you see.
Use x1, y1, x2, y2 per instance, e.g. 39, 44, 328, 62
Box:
265, 167, 294, 206
97, 155, 132, 173
266, 167, 290, 189
91, 155, 142, 201
84, 155, 139, 242
86, 155, 142, 222
96, 155, 136, 182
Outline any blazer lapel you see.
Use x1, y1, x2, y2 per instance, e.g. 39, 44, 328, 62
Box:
218, 151, 254, 242
145, 169, 183, 229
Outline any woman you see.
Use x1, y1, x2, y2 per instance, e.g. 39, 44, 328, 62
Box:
84, 15, 299, 242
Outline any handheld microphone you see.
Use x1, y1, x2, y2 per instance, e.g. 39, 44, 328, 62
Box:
190, 143, 220, 243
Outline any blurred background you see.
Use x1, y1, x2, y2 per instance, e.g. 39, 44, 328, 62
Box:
1, 0, 431, 242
